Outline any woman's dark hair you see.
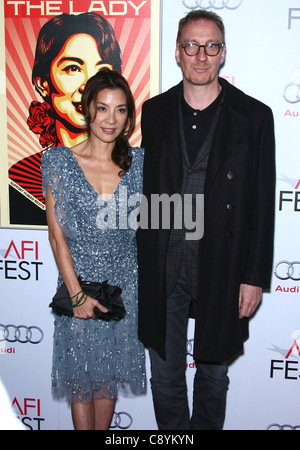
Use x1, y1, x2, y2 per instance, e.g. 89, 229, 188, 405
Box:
82, 69, 136, 175
32, 12, 122, 90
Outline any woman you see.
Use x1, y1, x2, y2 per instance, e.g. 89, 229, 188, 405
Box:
9, 12, 122, 225
41, 69, 146, 430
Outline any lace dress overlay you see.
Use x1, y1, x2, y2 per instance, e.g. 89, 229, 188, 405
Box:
41, 146, 146, 403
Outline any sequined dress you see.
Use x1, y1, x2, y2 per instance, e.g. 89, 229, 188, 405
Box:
41, 146, 146, 403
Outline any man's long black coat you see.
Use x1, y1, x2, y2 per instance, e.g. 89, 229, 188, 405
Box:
136, 78, 275, 363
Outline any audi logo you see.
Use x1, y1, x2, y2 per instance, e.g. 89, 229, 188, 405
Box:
267, 424, 300, 430
182, 0, 243, 10
186, 338, 194, 356
274, 261, 300, 281
110, 412, 133, 430
283, 83, 300, 104
0, 324, 44, 344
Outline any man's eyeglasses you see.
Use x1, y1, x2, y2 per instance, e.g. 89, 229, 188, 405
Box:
178, 42, 225, 57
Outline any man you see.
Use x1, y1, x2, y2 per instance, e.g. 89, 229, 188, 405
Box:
137, 10, 275, 430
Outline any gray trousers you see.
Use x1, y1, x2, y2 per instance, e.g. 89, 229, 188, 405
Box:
149, 266, 229, 430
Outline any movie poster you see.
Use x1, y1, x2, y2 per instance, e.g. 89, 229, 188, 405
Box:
1, 0, 159, 226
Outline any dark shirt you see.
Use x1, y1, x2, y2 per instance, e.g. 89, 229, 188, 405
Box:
165, 88, 224, 298
182, 90, 223, 166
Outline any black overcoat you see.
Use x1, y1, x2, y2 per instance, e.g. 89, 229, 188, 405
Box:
137, 78, 275, 363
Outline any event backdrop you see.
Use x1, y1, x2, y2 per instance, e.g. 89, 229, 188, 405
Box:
1, 0, 300, 430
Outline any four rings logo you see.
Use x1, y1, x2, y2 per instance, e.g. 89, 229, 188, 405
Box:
283, 83, 300, 104
267, 424, 300, 430
182, 0, 243, 10
274, 261, 300, 281
186, 338, 194, 356
110, 412, 133, 430
0, 324, 44, 344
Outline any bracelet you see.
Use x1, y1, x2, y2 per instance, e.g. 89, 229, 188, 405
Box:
70, 291, 88, 308
70, 290, 84, 300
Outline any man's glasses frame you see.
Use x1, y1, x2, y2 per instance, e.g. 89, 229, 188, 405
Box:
178, 42, 225, 57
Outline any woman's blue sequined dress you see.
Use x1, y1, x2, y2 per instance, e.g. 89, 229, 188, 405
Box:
41, 146, 146, 403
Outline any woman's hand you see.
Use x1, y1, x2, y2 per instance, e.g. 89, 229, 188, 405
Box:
45, 185, 109, 321
72, 295, 108, 319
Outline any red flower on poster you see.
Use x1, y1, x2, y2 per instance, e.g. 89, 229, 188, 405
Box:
27, 102, 56, 148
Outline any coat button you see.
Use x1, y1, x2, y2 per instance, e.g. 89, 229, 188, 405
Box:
227, 171, 234, 180
226, 232, 233, 239
226, 203, 234, 210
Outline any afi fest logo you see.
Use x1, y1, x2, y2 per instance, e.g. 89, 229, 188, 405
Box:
12, 397, 45, 430
269, 332, 300, 382
182, 0, 243, 10
278, 175, 300, 213
0, 239, 43, 281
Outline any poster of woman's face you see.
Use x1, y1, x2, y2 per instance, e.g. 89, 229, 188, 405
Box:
29, 12, 122, 150
2, 1, 158, 226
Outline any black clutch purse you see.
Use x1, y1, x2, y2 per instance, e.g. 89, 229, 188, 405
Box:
49, 277, 125, 322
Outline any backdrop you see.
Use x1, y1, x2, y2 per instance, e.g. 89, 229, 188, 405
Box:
1, 0, 300, 431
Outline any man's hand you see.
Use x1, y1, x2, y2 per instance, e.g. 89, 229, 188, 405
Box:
239, 284, 262, 319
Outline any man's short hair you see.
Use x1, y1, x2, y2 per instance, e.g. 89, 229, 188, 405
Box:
176, 10, 225, 44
